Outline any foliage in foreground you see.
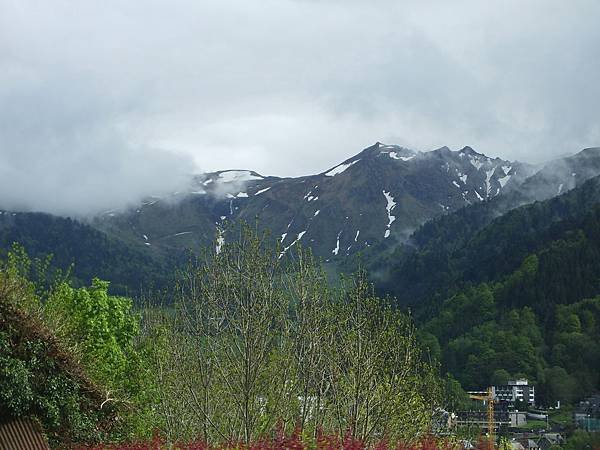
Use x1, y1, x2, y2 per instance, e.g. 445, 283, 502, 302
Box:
73, 430, 477, 450
0, 247, 119, 445
142, 225, 441, 444
0, 226, 442, 447
0, 244, 155, 444
68, 429, 600, 450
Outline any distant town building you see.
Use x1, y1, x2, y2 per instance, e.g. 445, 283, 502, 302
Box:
509, 411, 527, 427
456, 407, 510, 431
574, 394, 600, 431
537, 433, 564, 450
493, 379, 535, 406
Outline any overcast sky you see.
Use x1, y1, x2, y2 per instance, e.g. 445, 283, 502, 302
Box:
1, 0, 599, 215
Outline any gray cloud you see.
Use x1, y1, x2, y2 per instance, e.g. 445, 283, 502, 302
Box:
0, 69, 194, 216
0, 0, 598, 215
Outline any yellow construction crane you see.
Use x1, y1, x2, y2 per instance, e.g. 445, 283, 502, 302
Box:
469, 387, 495, 449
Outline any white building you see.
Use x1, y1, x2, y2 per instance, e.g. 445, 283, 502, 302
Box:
493, 379, 535, 406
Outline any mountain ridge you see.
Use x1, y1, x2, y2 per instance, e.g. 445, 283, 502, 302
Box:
364, 146, 600, 310
91, 142, 534, 260
1, 143, 599, 294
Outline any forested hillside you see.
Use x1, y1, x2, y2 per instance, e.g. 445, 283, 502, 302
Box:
373, 174, 600, 309
0, 212, 174, 294
3, 147, 599, 300
2, 178, 600, 447
3, 149, 600, 447
371, 176, 600, 406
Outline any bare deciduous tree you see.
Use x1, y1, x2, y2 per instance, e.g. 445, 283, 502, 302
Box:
143, 224, 440, 444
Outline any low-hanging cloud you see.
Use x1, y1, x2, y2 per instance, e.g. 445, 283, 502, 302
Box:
0, 73, 194, 216
0, 0, 599, 216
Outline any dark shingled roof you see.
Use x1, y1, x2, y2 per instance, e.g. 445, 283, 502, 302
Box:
0, 416, 49, 450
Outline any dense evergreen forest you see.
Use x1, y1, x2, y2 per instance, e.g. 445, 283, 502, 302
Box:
365, 175, 600, 407
0, 212, 175, 293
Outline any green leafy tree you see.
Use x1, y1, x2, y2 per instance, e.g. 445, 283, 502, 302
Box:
442, 373, 471, 412
44, 279, 153, 439
0, 248, 118, 445
490, 369, 510, 386
563, 429, 600, 450
45, 280, 139, 385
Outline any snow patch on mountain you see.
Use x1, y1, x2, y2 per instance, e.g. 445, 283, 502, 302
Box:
216, 228, 225, 254
387, 152, 416, 161
279, 230, 308, 258
462, 191, 472, 205
325, 159, 360, 177
485, 167, 497, 197
498, 174, 511, 188
469, 157, 484, 170
255, 187, 271, 195
382, 190, 397, 238
218, 170, 263, 183
332, 231, 341, 255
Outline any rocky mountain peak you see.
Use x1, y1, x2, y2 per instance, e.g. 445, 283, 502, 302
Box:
91, 142, 541, 262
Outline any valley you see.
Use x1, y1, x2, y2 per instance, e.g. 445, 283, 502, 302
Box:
2, 143, 600, 449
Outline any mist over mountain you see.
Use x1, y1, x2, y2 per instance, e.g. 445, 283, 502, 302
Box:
2, 1, 600, 219
86, 142, 536, 259
2, 142, 599, 294
0, 100, 195, 217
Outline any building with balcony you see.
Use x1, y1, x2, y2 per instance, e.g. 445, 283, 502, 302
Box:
493, 379, 535, 406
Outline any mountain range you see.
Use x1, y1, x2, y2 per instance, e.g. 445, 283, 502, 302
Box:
91, 143, 536, 261
2, 142, 600, 406
1, 143, 600, 294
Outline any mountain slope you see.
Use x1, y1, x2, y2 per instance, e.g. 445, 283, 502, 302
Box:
411, 178, 600, 402
93, 143, 532, 261
366, 147, 600, 307
2, 144, 598, 297
0, 211, 173, 293
512, 146, 600, 201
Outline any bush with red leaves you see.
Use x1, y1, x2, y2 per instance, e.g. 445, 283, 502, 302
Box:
69, 431, 486, 450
